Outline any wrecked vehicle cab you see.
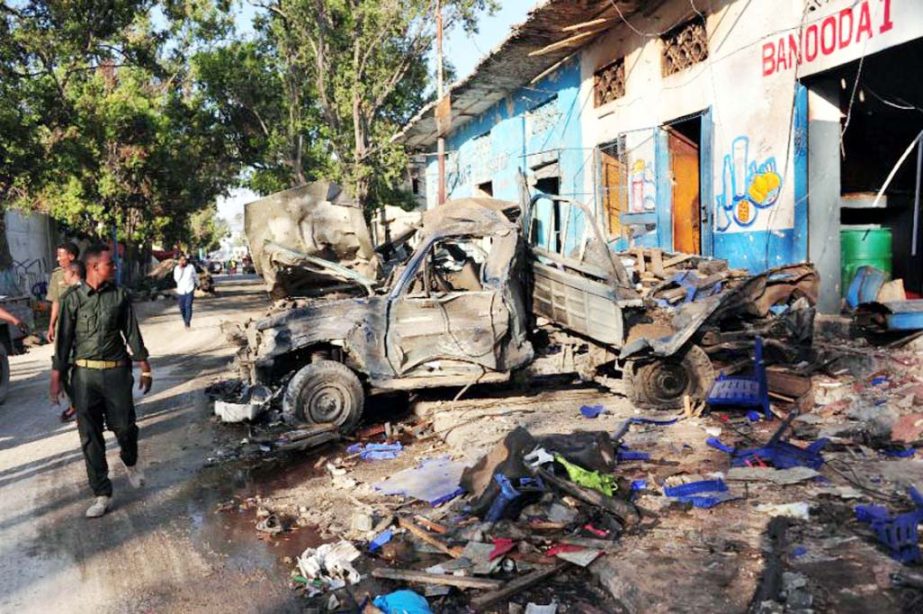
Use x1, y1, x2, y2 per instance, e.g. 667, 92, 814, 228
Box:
523, 194, 819, 409
235, 197, 533, 429
233, 190, 820, 429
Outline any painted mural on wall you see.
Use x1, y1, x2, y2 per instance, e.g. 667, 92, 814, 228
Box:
715, 136, 783, 232
629, 159, 656, 213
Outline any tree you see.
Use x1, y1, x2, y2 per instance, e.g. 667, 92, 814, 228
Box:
188, 207, 231, 253
196, 0, 495, 209
0, 1, 241, 279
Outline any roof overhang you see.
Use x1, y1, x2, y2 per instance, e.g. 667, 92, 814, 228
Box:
395, 0, 654, 150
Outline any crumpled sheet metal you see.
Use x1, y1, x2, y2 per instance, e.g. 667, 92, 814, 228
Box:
621, 263, 819, 358
244, 181, 379, 296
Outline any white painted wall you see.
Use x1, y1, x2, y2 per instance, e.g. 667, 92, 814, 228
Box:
579, 0, 921, 245
2, 210, 54, 297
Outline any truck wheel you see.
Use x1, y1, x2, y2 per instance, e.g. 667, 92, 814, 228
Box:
0, 347, 9, 404
282, 360, 364, 431
625, 344, 714, 410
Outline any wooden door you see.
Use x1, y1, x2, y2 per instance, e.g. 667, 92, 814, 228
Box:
669, 130, 701, 254
600, 148, 627, 239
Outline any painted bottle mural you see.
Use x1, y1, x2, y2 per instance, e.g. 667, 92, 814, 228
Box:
715, 136, 783, 231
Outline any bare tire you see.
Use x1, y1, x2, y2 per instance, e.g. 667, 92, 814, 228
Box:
625, 344, 714, 410
282, 360, 364, 431
0, 348, 8, 404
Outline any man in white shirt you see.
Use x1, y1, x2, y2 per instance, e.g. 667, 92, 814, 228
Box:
173, 254, 198, 329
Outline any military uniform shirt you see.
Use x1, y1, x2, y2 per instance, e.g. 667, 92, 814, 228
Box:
47, 267, 67, 303
52, 282, 149, 372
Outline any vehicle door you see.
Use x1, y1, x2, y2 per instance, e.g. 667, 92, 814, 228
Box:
385, 235, 510, 376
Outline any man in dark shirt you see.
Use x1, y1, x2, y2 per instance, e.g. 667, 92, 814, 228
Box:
51, 244, 153, 518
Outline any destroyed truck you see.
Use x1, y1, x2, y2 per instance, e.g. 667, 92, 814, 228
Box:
230, 192, 818, 430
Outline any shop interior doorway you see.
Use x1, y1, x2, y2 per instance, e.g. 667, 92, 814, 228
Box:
809, 38, 923, 298
667, 116, 703, 255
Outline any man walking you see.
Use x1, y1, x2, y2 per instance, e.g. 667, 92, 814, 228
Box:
51, 245, 153, 518
46, 242, 80, 342
173, 254, 197, 329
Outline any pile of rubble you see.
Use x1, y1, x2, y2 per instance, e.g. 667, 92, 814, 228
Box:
200, 323, 923, 612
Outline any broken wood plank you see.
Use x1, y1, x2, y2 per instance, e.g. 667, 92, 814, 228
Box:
415, 515, 448, 535
528, 29, 606, 56
399, 517, 464, 558
371, 568, 503, 591
470, 562, 569, 610
634, 247, 646, 274
561, 16, 615, 32
534, 467, 640, 525
663, 253, 696, 269
650, 248, 664, 277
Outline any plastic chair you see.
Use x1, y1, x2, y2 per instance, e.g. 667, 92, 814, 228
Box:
856, 487, 923, 564
706, 336, 771, 420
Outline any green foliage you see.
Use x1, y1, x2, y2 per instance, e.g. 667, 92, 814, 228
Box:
188, 206, 231, 252
195, 0, 496, 210
0, 0, 239, 254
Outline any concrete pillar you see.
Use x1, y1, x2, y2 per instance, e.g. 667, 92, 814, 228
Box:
808, 80, 842, 313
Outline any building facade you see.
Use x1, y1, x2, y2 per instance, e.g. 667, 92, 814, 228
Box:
398, 0, 923, 312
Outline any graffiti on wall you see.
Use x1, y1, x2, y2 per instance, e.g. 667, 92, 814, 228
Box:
629, 159, 656, 213
715, 136, 783, 231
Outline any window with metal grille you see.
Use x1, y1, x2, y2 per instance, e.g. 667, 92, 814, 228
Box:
594, 59, 625, 107
661, 16, 708, 77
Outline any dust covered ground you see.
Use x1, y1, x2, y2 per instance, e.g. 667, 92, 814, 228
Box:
4, 276, 923, 613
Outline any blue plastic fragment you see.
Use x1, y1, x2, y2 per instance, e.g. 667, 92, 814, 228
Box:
791, 545, 808, 558
855, 487, 923, 564
871, 376, 889, 387
707, 437, 736, 454
580, 404, 604, 419
429, 487, 465, 508
663, 479, 728, 497
882, 447, 916, 458
369, 529, 393, 552
348, 442, 403, 461
631, 479, 648, 491
373, 590, 433, 614
663, 479, 734, 509
747, 410, 762, 422
618, 444, 651, 462
708, 434, 828, 470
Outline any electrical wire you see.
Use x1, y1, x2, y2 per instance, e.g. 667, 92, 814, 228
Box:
865, 86, 923, 114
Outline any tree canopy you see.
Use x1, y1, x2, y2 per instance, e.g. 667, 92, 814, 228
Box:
0, 0, 496, 267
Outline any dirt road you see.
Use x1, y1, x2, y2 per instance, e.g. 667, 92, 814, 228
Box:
0, 278, 304, 613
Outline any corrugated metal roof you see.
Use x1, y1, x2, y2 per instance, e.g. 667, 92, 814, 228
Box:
395, 0, 654, 150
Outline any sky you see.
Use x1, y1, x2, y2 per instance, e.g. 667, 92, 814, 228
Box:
216, 2, 535, 228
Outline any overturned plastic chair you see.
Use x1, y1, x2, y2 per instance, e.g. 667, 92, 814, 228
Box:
706, 336, 771, 420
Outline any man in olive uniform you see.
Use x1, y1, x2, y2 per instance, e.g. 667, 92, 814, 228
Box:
50, 244, 153, 518
46, 242, 80, 342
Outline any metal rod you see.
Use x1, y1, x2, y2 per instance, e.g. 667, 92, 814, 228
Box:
870, 129, 923, 209
913, 137, 921, 257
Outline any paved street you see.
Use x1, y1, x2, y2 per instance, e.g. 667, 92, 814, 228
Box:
0, 278, 301, 613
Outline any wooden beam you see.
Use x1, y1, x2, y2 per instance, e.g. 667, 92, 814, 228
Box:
561, 17, 616, 32
470, 562, 569, 610
371, 568, 504, 591
529, 29, 607, 57
398, 517, 464, 558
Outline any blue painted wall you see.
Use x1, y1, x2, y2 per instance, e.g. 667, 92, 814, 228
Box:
426, 58, 587, 254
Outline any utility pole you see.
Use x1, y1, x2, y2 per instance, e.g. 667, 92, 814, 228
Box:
436, 0, 446, 205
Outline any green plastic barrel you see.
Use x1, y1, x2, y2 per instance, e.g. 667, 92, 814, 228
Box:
841, 227, 892, 297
